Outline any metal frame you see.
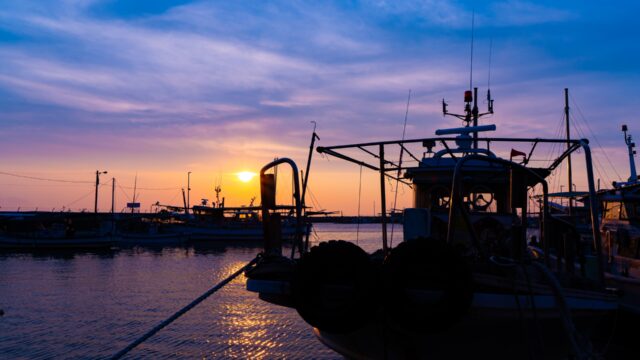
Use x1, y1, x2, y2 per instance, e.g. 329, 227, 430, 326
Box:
260, 158, 304, 257
318, 136, 604, 286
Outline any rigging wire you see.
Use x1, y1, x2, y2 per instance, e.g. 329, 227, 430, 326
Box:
571, 114, 613, 186
569, 94, 622, 180
390, 90, 412, 248
117, 184, 132, 202
306, 186, 322, 212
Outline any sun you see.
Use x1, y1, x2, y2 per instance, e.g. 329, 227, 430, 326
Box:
236, 171, 256, 183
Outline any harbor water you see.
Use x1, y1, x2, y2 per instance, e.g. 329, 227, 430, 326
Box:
0, 223, 399, 359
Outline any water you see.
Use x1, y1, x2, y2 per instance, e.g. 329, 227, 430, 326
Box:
0, 223, 397, 359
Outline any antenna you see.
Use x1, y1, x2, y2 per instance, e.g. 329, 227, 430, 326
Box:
469, 10, 475, 91
441, 11, 494, 133
622, 124, 638, 184
487, 37, 492, 90
487, 37, 494, 114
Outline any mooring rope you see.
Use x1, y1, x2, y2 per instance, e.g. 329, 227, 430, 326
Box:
109, 255, 260, 360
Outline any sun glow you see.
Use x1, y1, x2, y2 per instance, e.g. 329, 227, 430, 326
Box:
236, 171, 256, 183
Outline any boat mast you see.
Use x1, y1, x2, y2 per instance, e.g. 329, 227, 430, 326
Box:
379, 144, 388, 253
564, 88, 573, 215
301, 121, 319, 214
132, 174, 138, 214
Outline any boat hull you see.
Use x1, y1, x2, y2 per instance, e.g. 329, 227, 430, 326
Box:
181, 224, 303, 242
115, 232, 189, 246
314, 310, 615, 360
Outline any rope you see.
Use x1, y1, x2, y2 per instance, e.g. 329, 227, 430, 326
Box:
109, 256, 260, 360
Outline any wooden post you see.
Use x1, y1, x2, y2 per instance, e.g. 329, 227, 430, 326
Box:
379, 144, 388, 253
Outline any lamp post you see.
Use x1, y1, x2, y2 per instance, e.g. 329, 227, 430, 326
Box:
187, 171, 192, 215
111, 178, 116, 214
95, 170, 108, 213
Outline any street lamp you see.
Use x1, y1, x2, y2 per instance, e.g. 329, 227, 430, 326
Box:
95, 170, 108, 213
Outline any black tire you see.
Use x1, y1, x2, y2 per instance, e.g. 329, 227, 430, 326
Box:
383, 239, 473, 333
292, 240, 377, 333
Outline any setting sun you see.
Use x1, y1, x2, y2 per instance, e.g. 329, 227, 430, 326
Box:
236, 171, 256, 183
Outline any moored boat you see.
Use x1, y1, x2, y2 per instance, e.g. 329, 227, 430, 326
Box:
245, 87, 620, 358
0, 213, 115, 249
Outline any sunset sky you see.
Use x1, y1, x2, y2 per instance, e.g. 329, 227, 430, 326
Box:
1, 1, 638, 214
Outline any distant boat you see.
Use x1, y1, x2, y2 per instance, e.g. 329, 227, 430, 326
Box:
115, 215, 189, 246
157, 190, 307, 242
182, 205, 301, 241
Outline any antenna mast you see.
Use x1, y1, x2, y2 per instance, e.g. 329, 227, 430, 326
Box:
469, 11, 475, 91
622, 124, 638, 184
564, 88, 573, 215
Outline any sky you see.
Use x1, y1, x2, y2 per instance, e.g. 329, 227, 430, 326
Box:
0, 0, 639, 214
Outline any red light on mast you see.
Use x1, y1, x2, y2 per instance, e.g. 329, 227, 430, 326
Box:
464, 90, 473, 103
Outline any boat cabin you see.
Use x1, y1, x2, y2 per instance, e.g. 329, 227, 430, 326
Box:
599, 183, 640, 260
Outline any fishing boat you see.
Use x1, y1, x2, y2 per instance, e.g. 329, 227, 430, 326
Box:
114, 215, 189, 247
158, 188, 307, 242
595, 124, 640, 313
0, 212, 114, 250
245, 87, 620, 358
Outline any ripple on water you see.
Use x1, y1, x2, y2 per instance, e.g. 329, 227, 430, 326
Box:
0, 223, 393, 359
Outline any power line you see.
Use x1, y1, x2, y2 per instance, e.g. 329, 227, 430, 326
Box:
0, 170, 180, 191
0, 171, 92, 184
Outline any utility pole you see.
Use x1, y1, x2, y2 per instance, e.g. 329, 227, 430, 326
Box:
111, 178, 115, 214
95, 170, 107, 213
187, 171, 192, 215
181, 188, 188, 215
564, 88, 573, 215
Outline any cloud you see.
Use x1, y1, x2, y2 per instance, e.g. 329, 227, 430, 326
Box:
0, 0, 638, 211
490, 1, 575, 26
